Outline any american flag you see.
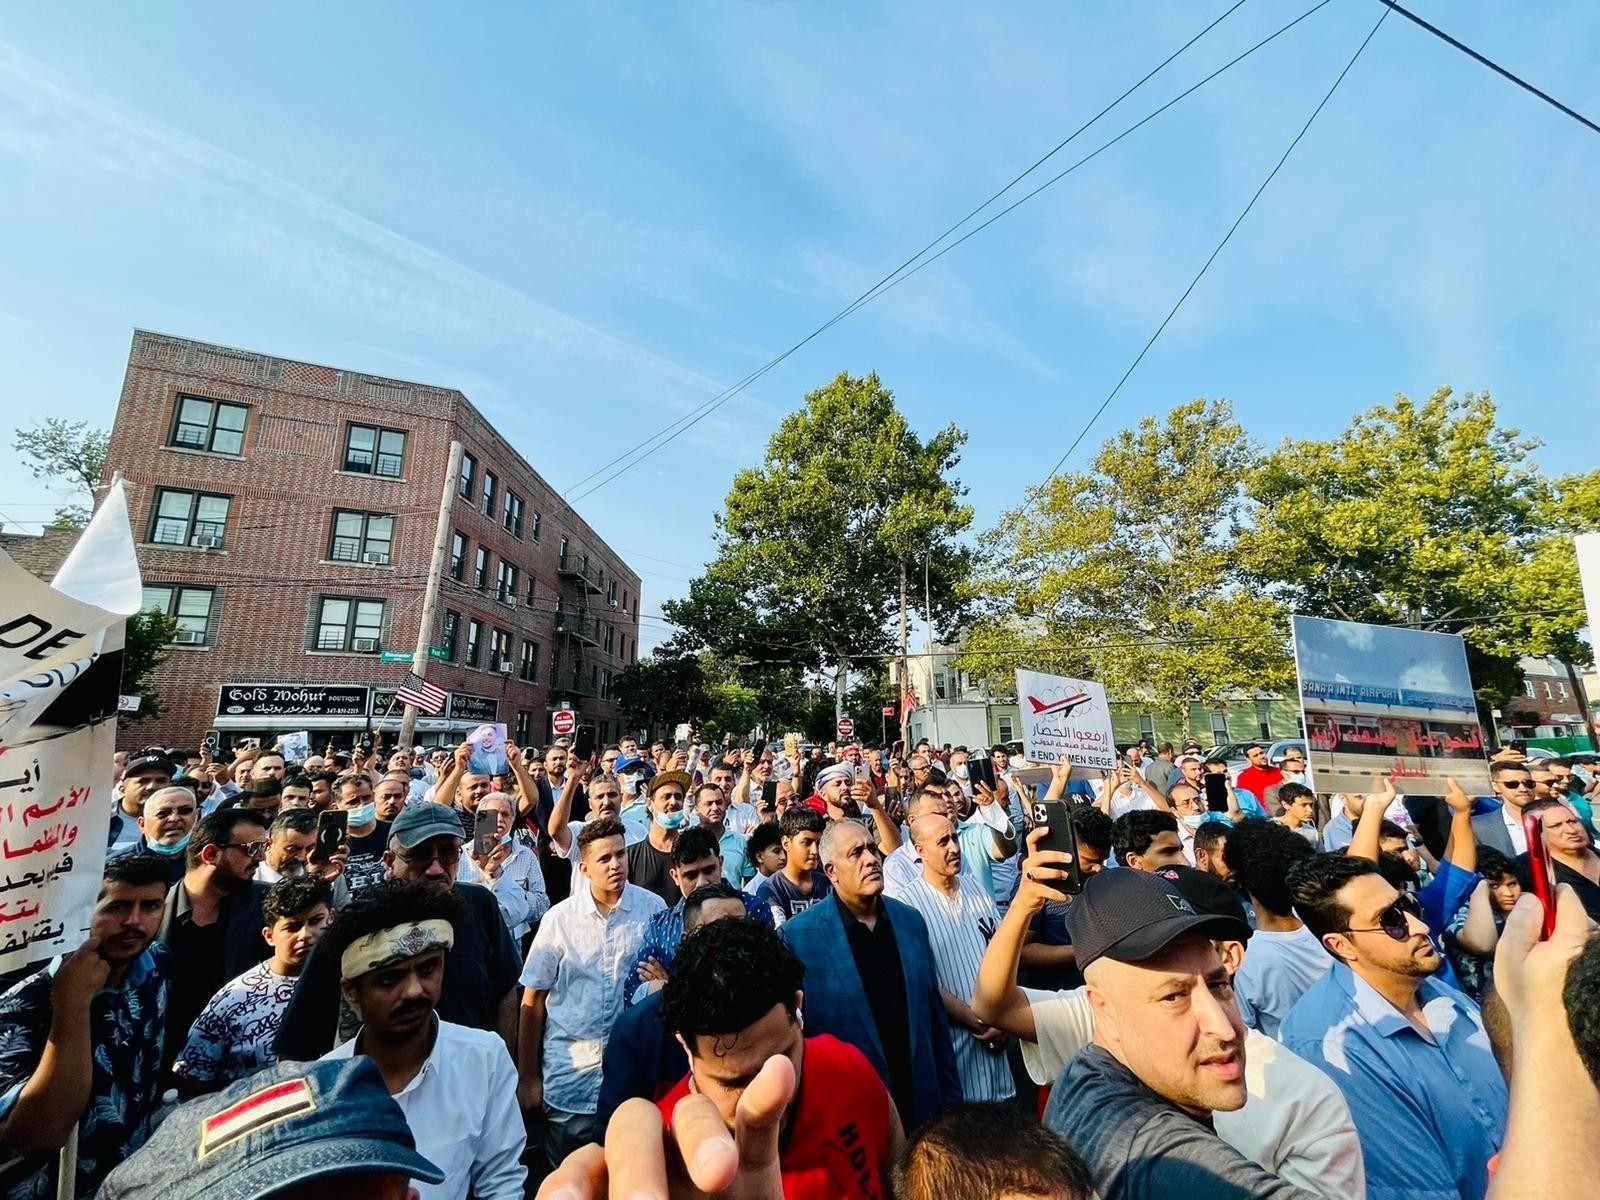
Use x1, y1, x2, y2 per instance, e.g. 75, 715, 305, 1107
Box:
396, 672, 447, 715
902, 681, 919, 717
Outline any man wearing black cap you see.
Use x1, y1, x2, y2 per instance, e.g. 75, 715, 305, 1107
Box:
107, 751, 175, 856
1041, 868, 1322, 1199
272, 804, 521, 1061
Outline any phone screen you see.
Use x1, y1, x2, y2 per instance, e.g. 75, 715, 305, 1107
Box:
315, 810, 348, 858
761, 779, 778, 808
1202, 773, 1230, 812
1030, 801, 1083, 894
474, 809, 500, 860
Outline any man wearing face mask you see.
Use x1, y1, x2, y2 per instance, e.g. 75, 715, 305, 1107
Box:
132, 785, 200, 884
627, 771, 691, 905
107, 751, 176, 857
333, 773, 391, 897
458, 791, 548, 942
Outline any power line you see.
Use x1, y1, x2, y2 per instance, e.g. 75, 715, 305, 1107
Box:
1377, 0, 1600, 136
560, 1, 1276, 503
1039, 5, 1389, 485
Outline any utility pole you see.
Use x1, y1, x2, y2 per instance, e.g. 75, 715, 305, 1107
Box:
899, 559, 910, 748
400, 440, 464, 747
925, 557, 939, 749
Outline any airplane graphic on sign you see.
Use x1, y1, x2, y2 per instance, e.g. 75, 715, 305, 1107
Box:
1026, 692, 1092, 717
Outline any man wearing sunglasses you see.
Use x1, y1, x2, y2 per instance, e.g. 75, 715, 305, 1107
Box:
156, 809, 273, 1079
1282, 855, 1507, 1200
1470, 760, 1538, 858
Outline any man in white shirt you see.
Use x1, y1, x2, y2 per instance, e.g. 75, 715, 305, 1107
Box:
322, 880, 525, 1200
547, 770, 647, 893
887, 812, 1013, 1102
1226, 820, 1331, 1037
457, 791, 548, 941
973, 832, 1365, 1199
517, 815, 666, 1172
882, 783, 1013, 897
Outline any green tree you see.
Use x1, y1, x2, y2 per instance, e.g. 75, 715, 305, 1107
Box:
13, 419, 109, 529
958, 399, 1291, 728
120, 609, 178, 727
666, 372, 973, 720
612, 649, 711, 740
1241, 388, 1596, 714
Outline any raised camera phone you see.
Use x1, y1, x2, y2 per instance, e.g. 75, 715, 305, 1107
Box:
1030, 800, 1083, 894
967, 752, 997, 792
474, 808, 500, 860
573, 725, 596, 763
1203, 772, 1230, 812
315, 809, 348, 859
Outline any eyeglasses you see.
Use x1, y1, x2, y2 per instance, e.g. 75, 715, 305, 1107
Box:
1499, 779, 1533, 789
1340, 891, 1424, 941
396, 847, 461, 868
224, 841, 270, 859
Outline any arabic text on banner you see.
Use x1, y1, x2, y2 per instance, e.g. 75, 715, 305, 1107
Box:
1014, 669, 1117, 771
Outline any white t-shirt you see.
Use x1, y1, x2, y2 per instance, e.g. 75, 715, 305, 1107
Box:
1021, 987, 1365, 1200
1233, 925, 1332, 1039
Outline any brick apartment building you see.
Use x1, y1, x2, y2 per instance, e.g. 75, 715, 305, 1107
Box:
103, 330, 641, 752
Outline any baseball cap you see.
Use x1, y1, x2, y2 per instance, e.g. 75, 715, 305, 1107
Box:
98, 1058, 443, 1200
614, 754, 654, 776
648, 770, 693, 796
1174, 754, 1204, 768
1065, 869, 1251, 973
1154, 864, 1253, 937
124, 751, 175, 779
388, 803, 466, 849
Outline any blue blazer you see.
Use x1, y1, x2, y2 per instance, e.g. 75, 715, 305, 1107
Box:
779, 894, 962, 1128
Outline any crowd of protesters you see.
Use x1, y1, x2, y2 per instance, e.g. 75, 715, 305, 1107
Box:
1, 727, 1598, 1200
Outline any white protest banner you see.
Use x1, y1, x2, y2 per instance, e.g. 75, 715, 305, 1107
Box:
0, 484, 142, 972
1015, 669, 1116, 770
1292, 615, 1489, 797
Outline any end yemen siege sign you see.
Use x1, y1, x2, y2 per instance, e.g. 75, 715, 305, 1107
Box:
0, 484, 144, 971
1015, 669, 1117, 770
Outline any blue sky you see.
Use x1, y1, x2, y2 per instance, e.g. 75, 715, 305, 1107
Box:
3, 1, 1597, 654
1293, 615, 1475, 700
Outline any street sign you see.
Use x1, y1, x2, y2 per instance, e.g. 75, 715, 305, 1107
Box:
428, 646, 450, 661
881, 705, 895, 717
552, 709, 576, 737
379, 651, 412, 662
837, 716, 855, 738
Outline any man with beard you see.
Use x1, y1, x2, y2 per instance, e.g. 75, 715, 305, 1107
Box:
324, 881, 525, 1200
1282, 855, 1507, 1200
0, 855, 171, 1198
107, 751, 175, 856
156, 810, 272, 1076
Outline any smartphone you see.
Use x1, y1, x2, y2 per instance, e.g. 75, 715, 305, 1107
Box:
315, 809, 348, 858
751, 739, 767, 763
573, 725, 596, 763
891, 739, 905, 759
675, 737, 689, 754
358, 737, 373, 755
967, 753, 997, 792
1522, 810, 1558, 939
474, 808, 500, 860
1030, 801, 1083, 894
760, 779, 778, 808
203, 729, 220, 754
1203, 772, 1230, 812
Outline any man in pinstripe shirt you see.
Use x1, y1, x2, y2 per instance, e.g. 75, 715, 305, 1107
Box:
886, 812, 1015, 1103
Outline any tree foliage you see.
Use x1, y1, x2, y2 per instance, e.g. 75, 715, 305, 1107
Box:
958, 399, 1291, 723
1240, 388, 1597, 710
13, 419, 109, 529
612, 650, 711, 739
120, 609, 178, 727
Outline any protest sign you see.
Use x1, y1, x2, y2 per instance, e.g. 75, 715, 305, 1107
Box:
1014, 669, 1116, 770
0, 484, 142, 972
466, 722, 510, 776
277, 730, 310, 764
1291, 615, 1490, 797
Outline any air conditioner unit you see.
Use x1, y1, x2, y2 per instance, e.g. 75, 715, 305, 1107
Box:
352, 638, 380, 653
172, 629, 205, 645
363, 551, 389, 565
191, 535, 221, 550
502, 595, 517, 609
498, 662, 513, 675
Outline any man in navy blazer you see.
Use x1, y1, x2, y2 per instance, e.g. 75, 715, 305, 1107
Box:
778, 819, 962, 1129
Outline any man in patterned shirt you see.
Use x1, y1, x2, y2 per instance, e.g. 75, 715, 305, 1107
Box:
172, 878, 333, 1096
0, 854, 171, 1199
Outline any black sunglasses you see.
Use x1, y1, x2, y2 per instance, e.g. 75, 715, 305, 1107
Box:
1341, 891, 1424, 941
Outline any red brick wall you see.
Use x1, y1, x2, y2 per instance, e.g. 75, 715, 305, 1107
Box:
106, 331, 641, 750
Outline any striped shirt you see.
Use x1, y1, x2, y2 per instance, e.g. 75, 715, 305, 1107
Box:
892, 872, 1015, 1103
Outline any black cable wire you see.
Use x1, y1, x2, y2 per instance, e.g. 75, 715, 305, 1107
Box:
559, 1, 1276, 503
1377, 0, 1600, 136
1039, 6, 1389, 485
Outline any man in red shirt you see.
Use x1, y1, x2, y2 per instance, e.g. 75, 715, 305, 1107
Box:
1233, 744, 1284, 808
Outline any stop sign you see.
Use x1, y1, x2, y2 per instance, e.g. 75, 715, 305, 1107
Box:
551, 709, 576, 737
837, 716, 855, 739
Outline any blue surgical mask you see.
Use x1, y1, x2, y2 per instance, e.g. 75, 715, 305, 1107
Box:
1181, 813, 1207, 830
654, 808, 686, 830
346, 801, 377, 827
147, 830, 192, 857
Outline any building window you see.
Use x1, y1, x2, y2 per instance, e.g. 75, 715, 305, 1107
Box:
933, 671, 948, 701
503, 490, 524, 538
1137, 713, 1156, 739
170, 394, 247, 455
496, 560, 519, 604
489, 628, 512, 673
450, 532, 467, 581
482, 471, 497, 517
520, 639, 541, 683
314, 597, 384, 652
343, 424, 406, 477
441, 609, 461, 661
329, 511, 394, 564
559, 535, 569, 567
516, 711, 534, 747
1523, 680, 1537, 698
622, 588, 629, 614
602, 669, 612, 700
473, 547, 490, 591
142, 584, 214, 645
1543, 681, 1554, 700
1209, 709, 1229, 744
465, 619, 483, 667
525, 576, 536, 605
604, 624, 615, 654
531, 512, 542, 540
997, 714, 1015, 743
459, 452, 477, 500
607, 580, 617, 608
149, 489, 231, 548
